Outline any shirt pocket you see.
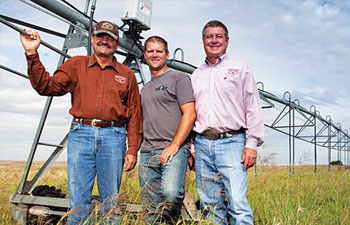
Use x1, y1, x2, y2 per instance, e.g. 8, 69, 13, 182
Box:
220, 73, 241, 94
108, 80, 128, 105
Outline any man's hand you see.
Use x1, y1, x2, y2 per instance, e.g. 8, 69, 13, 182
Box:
124, 154, 137, 171
20, 28, 41, 55
240, 147, 257, 170
160, 144, 179, 165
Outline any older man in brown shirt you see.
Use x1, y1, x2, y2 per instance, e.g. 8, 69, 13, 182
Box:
20, 21, 142, 224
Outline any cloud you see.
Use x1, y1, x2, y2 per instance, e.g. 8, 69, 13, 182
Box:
0, 54, 9, 64
0, 0, 349, 162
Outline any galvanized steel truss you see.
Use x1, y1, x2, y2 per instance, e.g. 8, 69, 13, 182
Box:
1, 0, 349, 223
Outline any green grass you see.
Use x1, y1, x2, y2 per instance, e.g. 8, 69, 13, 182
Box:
0, 162, 349, 224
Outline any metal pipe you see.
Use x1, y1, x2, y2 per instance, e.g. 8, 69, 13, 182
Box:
173, 48, 184, 61
87, 0, 97, 55
166, 59, 197, 74
30, 0, 144, 58
30, 0, 91, 29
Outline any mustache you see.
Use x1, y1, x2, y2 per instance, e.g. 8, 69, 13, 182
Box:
97, 42, 111, 48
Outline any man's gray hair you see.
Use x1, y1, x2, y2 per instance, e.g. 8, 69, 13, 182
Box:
202, 20, 229, 39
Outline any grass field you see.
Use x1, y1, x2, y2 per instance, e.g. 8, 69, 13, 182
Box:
0, 161, 349, 225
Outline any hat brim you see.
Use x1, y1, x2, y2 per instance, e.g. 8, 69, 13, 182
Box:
93, 30, 118, 41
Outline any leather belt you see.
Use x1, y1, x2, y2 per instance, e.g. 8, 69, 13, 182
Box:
199, 129, 245, 140
73, 117, 123, 128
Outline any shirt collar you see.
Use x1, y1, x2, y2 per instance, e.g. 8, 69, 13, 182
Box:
88, 54, 119, 72
205, 54, 227, 67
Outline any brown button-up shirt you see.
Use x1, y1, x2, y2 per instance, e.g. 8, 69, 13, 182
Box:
26, 53, 142, 156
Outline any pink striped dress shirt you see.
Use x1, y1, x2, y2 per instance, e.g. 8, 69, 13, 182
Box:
191, 54, 264, 150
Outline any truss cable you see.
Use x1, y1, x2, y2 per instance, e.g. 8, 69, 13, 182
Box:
0, 17, 71, 59
19, 0, 86, 33
0, 64, 29, 79
0, 14, 66, 38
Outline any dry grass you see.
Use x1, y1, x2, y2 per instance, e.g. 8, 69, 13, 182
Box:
1, 162, 349, 224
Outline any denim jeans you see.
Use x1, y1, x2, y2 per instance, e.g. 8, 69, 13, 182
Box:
195, 133, 253, 225
66, 121, 126, 225
138, 147, 189, 224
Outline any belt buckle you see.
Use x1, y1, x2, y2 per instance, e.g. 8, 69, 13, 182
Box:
91, 119, 100, 128
205, 130, 219, 140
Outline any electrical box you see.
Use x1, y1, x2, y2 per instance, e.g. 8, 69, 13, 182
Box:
122, 0, 152, 30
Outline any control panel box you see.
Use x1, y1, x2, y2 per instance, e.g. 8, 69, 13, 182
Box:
122, 0, 152, 30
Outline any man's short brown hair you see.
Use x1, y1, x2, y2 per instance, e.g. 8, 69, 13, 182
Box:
144, 36, 168, 52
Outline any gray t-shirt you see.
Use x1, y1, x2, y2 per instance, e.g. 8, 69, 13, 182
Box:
140, 70, 194, 152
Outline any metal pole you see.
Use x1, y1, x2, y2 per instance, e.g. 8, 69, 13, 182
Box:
345, 129, 350, 167
284, 92, 292, 176
288, 98, 291, 175
314, 114, 317, 174
16, 97, 53, 194
346, 130, 350, 169
15, 25, 74, 194
292, 107, 295, 174
337, 124, 341, 171
310, 105, 317, 174
344, 137, 346, 168
326, 116, 332, 172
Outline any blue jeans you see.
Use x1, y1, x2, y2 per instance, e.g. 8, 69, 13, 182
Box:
195, 133, 253, 225
138, 147, 189, 224
67, 121, 126, 225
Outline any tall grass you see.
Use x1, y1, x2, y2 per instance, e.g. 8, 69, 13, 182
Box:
0, 162, 349, 224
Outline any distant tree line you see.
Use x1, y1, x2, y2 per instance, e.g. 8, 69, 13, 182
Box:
330, 160, 343, 165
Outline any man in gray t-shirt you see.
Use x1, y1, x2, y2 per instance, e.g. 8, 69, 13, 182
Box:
138, 36, 196, 224
141, 69, 194, 151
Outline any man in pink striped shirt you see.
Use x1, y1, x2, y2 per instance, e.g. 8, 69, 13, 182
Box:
191, 20, 264, 225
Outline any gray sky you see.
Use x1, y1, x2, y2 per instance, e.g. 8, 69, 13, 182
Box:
0, 0, 349, 164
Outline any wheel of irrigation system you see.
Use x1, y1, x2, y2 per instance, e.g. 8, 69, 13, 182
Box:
28, 185, 66, 225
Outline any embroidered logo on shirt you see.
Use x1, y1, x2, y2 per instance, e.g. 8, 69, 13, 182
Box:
115, 75, 126, 84
224, 68, 239, 80
155, 84, 168, 91
227, 69, 239, 76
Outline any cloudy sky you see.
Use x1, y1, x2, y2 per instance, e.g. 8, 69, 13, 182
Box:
0, 0, 349, 164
